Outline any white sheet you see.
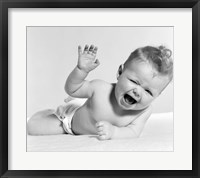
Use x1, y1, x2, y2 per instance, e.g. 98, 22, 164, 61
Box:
27, 112, 173, 152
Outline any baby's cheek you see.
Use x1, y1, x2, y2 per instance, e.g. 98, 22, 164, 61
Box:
141, 96, 153, 106
147, 98, 154, 106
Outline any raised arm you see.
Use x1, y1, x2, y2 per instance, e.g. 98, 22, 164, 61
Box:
65, 45, 100, 98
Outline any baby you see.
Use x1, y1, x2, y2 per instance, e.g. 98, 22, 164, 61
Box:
28, 44, 173, 140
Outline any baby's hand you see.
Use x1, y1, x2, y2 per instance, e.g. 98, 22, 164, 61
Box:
77, 44, 100, 73
96, 121, 115, 140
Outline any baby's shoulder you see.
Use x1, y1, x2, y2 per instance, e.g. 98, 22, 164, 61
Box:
90, 79, 113, 97
90, 79, 112, 89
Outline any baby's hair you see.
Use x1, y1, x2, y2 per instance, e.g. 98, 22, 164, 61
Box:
124, 46, 173, 81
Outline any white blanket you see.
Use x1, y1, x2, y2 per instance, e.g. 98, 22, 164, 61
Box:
27, 112, 173, 152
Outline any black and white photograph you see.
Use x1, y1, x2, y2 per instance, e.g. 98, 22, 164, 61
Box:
27, 26, 174, 152
1, 1, 197, 176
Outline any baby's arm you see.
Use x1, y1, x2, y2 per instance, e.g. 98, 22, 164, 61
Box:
65, 45, 100, 98
96, 107, 152, 140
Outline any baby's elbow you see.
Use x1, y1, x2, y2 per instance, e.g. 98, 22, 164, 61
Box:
64, 83, 78, 97
135, 132, 142, 138
132, 132, 140, 138
64, 84, 69, 94
129, 127, 141, 138
64, 85, 73, 97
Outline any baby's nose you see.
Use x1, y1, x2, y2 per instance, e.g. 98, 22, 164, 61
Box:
133, 88, 141, 99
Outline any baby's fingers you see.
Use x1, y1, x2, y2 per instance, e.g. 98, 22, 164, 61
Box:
96, 121, 104, 128
84, 44, 89, 53
97, 126, 106, 135
88, 45, 95, 53
98, 135, 107, 140
90, 46, 98, 56
98, 133, 110, 140
78, 45, 82, 56
83, 44, 98, 55
98, 131, 105, 136
96, 125, 103, 131
93, 46, 98, 54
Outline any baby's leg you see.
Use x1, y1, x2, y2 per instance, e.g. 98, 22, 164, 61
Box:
27, 109, 65, 135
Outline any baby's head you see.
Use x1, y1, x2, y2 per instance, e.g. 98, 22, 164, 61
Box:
115, 45, 173, 110
124, 46, 173, 82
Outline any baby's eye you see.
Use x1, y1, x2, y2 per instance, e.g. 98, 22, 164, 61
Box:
130, 79, 139, 85
145, 89, 153, 96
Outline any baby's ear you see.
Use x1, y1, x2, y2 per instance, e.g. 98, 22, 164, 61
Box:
117, 64, 124, 79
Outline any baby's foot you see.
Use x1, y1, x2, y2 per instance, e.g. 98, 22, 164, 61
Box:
96, 121, 115, 140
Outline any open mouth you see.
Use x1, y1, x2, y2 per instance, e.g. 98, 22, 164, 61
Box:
124, 94, 137, 105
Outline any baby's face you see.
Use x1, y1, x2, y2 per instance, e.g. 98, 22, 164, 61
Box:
115, 60, 169, 110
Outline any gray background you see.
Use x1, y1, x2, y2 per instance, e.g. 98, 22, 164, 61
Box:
27, 26, 173, 117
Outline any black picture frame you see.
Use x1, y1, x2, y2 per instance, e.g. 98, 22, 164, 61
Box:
0, 0, 199, 177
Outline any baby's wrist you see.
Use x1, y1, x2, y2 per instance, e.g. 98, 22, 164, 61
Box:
76, 65, 90, 74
